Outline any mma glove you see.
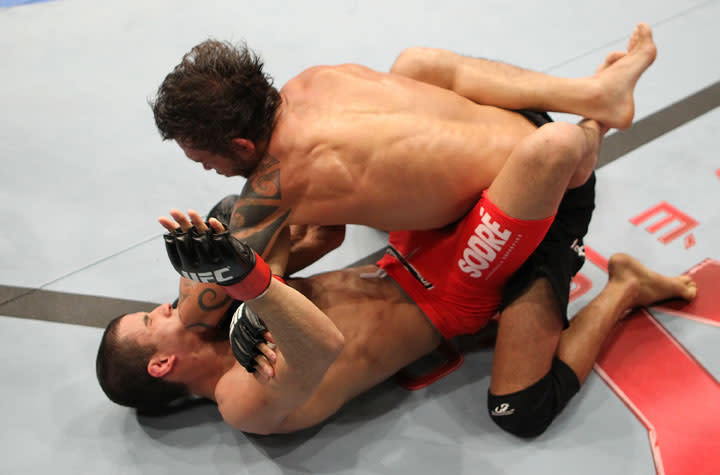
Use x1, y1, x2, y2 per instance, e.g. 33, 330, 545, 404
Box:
164, 225, 272, 301
228, 303, 268, 373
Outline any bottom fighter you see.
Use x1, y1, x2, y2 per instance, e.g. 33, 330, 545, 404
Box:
96, 112, 696, 436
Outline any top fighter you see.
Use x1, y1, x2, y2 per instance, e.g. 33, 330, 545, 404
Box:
151, 23, 657, 255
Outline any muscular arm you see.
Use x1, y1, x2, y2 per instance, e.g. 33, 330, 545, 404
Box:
163, 210, 346, 434
221, 278, 345, 434
175, 226, 294, 331
174, 222, 344, 331
169, 201, 342, 332
230, 155, 291, 258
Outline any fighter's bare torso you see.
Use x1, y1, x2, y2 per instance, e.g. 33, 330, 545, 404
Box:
232, 64, 538, 251
215, 265, 441, 434
271, 64, 537, 229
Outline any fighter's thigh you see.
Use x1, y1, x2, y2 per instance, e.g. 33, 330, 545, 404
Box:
489, 278, 564, 395
485, 121, 587, 221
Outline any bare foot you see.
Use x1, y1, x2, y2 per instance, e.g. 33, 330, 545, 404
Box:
596, 51, 626, 74
589, 23, 658, 129
607, 253, 696, 310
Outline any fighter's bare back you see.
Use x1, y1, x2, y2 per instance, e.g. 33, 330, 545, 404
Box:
254, 64, 538, 231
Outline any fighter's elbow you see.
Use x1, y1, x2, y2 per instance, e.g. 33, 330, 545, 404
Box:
324, 327, 345, 362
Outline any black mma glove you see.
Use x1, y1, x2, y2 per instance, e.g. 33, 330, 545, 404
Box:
229, 303, 268, 372
164, 225, 272, 301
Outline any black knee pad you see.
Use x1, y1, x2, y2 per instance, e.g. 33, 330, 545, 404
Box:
487, 358, 580, 438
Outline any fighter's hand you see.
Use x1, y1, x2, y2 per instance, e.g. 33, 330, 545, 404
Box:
229, 302, 279, 374
159, 209, 272, 301
253, 332, 278, 381
158, 209, 225, 234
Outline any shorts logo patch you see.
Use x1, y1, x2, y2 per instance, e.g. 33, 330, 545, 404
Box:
491, 403, 515, 416
571, 238, 585, 258
458, 207, 512, 278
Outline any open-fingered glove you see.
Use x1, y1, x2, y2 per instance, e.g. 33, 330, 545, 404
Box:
164, 226, 272, 301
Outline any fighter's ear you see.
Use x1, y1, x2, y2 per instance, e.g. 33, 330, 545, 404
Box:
147, 354, 177, 378
231, 138, 256, 155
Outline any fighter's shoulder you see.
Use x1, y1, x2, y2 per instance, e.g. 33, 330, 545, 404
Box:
286, 63, 372, 87
215, 365, 273, 432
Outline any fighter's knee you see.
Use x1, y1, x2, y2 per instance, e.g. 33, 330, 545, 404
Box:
533, 122, 588, 166
487, 392, 553, 438
487, 358, 580, 438
514, 122, 589, 184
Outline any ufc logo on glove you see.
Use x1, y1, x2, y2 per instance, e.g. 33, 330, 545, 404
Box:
180, 267, 234, 283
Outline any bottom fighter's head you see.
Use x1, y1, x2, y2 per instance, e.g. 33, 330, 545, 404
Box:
95, 303, 192, 413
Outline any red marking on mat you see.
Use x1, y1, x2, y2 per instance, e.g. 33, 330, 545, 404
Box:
586, 253, 720, 474
630, 202, 699, 244
584, 245, 608, 271
716, 169, 720, 180
684, 234, 696, 249
396, 340, 464, 390
569, 272, 593, 302
595, 308, 720, 475
654, 259, 720, 327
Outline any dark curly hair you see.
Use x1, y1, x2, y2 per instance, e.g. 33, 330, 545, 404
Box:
96, 314, 189, 412
151, 40, 281, 165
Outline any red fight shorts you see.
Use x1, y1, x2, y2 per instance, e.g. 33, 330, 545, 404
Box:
376, 190, 554, 339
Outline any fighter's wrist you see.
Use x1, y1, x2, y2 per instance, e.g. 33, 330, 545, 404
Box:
244, 274, 286, 302
222, 253, 273, 300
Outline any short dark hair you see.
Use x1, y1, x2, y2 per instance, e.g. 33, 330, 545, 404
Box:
96, 314, 189, 412
151, 40, 281, 163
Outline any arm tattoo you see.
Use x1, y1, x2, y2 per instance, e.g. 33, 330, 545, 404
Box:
178, 280, 230, 330
230, 155, 291, 255
242, 155, 281, 200
197, 288, 232, 312
178, 279, 194, 306
231, 206, 291, 253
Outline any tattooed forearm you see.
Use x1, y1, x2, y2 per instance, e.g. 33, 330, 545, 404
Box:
198, 288, 232, 312
230, 203, 280, 229
236, 209, 291, 254
177, 278, 232, 330
178, 279, 194, 306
